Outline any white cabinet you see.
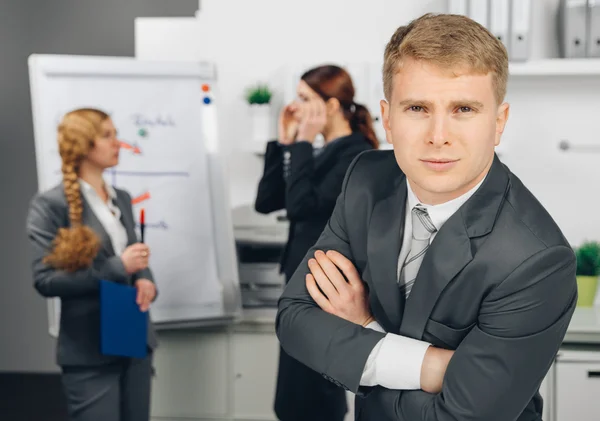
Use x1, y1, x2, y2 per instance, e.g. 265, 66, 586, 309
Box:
151, 317, 281, 421
539, 371, 551, 421
555, 350, 600, 421
151, 330, 231, 420
232, 331, 279, 420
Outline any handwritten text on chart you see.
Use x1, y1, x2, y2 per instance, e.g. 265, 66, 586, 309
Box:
132, 114, 176, 128
135, 220, 169, 230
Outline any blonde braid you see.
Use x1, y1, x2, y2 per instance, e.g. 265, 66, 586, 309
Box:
43, 109, 107, 272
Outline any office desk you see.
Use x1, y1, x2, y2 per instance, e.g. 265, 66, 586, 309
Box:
563, 307, 600, 344
150, 306, 600, 421
239, 306, 600, 341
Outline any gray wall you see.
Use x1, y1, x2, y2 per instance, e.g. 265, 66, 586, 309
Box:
0, 0, 198, 373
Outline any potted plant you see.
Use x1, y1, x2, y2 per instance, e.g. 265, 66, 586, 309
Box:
245, 83, 273, 144
575, 241, 600, 307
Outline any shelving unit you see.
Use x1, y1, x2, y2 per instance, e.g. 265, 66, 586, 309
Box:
509, 59, 600, 76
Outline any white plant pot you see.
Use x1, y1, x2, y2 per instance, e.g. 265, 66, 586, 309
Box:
249, 103, 272, 145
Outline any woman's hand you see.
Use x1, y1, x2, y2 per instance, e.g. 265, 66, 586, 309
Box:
134, 278, 156, 312
297, 98, 327, 143
278, 102, 302, 145
121, 243, 150, 274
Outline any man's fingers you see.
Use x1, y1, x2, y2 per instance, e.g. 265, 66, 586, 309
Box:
306, 274, 334, 313
315, 250, 350, 295
326, 250, 363, 288
308, 258, 338, 299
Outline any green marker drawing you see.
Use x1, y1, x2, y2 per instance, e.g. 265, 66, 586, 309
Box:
138, 128, 148, 137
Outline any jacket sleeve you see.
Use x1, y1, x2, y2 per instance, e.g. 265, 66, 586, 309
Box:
276, 152, 386, 393
284, 141, 361, 221
255, 140, 285, 214
365, 245, 577, 421
26, 193, 129, 298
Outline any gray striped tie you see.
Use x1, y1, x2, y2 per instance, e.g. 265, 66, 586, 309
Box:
399, 205, 437, 298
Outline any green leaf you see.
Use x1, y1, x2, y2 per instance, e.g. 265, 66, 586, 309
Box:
245, 84, 272, 105
575, 241, 600, 276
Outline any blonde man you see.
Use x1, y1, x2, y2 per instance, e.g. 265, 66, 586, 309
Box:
276, 13, 576, 421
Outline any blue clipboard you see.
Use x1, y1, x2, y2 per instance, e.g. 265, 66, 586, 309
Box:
100, 280, 147, 358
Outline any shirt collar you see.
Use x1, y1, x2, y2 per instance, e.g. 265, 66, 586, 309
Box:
79, 178, 117, 200
406, 175, 486, 231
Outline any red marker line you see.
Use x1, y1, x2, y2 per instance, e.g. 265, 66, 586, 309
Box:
131, 191, 151, 205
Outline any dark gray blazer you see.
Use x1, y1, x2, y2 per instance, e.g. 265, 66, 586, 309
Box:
27, 184, 158, 367
276, 151, 577, 421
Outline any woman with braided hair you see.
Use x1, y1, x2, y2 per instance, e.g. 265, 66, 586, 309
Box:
27, 108, 157, 421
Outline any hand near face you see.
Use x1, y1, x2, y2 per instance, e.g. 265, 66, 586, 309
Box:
297, 98, 327, 143
278, 102, 304, 145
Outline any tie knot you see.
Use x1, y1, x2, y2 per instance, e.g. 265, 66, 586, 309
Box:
411, 205, 436, 240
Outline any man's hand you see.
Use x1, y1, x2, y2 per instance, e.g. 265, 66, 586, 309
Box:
421, 343, 455, 393
134, 278, 156, 312
305, 250, 374, 326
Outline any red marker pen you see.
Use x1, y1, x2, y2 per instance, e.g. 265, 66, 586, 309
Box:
140, 208, 145, 243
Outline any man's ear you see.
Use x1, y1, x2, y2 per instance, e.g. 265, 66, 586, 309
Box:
494, 102, 510, 147
381, 99, 393, 145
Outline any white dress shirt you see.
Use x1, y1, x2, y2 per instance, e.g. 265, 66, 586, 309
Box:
360, 176, 485, 390
79, 179, 128, 256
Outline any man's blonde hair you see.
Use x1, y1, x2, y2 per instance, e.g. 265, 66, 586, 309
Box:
383, 13, 509, 104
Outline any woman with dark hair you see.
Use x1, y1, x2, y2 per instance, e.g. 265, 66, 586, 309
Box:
255, 64, 378, 421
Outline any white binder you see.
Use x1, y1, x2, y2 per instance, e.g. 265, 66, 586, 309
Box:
448, 0, 468, 15
509, 0, 532, 61
468, 0, 490, 29
558, 0, 588, 58
490, 0, 511, 53
588, 0, 600, 57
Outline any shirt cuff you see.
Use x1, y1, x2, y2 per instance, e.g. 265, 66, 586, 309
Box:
376, 333, 431, 390
365, 320, 386, 333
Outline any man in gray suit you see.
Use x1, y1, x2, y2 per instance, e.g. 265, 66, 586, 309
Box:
276, 13, 577, 421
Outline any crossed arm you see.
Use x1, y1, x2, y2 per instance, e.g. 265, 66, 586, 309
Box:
306, 249, 453, 394
276, 190, 577, 421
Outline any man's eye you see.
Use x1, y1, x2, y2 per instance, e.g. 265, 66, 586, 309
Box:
409, 106, 423, 112
458, 107, 472, 113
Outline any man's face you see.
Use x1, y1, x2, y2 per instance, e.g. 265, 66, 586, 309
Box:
381, 57, 509, 205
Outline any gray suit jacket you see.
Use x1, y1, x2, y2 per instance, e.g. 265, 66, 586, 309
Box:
27, 184, 158, 367
276, 151, 577, 421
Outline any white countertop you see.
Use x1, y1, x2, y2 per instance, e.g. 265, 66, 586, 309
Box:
563, 307, 600, 344
238, 307, 600, 344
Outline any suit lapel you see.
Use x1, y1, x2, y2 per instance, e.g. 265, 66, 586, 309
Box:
113, 192, 137, 245
366, 176, 406, 333
400, 212, 472, 338
400, 154, 510, 339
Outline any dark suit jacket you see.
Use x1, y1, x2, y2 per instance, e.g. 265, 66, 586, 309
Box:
276, 150, 577, 421
26, 184, 158, 367
256, 133, 373, 421
255, 132, 373, 280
